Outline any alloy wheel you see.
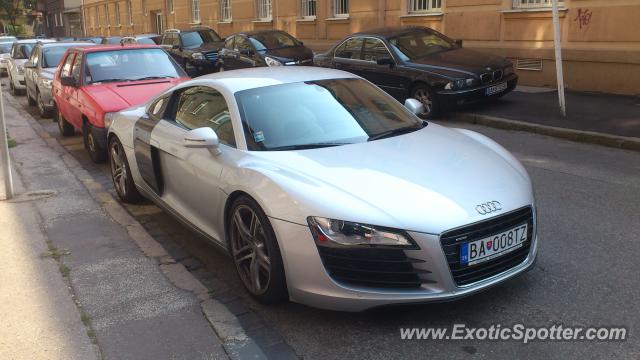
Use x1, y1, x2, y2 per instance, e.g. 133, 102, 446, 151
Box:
230, 205, 272, 295
109, 140, 127, 197
87, 131, 96, 153
413, 88, 433, 116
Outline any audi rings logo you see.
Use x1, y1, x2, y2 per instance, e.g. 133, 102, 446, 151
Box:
476, 201, 502, 215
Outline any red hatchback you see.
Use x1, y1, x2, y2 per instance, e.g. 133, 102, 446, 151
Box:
53, 44, 189, 162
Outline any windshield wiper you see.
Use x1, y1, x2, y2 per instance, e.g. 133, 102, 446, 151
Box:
92, 78, 130, 84
368, 126, 421, 141
133, 75, 176, 81
269, 143, 349, 151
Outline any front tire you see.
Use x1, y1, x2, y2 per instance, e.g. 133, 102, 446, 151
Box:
27, 86, 36, 106
411, 84, 441, 119
109, 136, 142, 203
228, 196, 288, 304
83, 122, 107, 163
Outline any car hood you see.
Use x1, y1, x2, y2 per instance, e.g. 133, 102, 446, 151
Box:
84, 78, 186, 112
263, 46, 314, 62
407, 48, 510, 75
246, 123, 533, 234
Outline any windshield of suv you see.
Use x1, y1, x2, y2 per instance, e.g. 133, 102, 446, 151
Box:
13, 43, 34, 59
0, 43, 12, 54
181, 30, 222, 48
388, 29, 456, 59
235, 78, 423, 151
43, 45, 76, 67
85, 48, 186, 84
248, 32, 302, 51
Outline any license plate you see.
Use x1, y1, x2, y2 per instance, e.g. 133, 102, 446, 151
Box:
486, 82, 507, 96
460, 223, 528, 266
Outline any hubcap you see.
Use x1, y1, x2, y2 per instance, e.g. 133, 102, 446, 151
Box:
88, 132, 96, 152
110, 142, 127, 197
37, 93, 44, 114
413, 88, 433, 116
230, 206, 271, 295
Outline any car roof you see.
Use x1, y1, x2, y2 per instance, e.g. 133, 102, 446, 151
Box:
15, 39, 56, 44
353, 26, 429, 39
74, 44, 160, 53
192, 67, 359, 93
236, 30, 287, 37
40, 41, 96, 48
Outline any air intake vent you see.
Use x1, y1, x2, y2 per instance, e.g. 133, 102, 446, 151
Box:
516, 58, 543, 71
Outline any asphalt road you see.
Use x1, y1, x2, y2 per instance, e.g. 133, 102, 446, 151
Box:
11, 83, 639, 359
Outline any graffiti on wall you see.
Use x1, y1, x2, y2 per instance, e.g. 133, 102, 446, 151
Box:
574, 8, 593, 30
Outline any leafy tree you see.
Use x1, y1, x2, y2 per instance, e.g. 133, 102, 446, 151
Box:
0, 0, 25, 35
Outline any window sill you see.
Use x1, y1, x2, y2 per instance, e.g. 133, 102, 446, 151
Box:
296, 17, 316, 22
217, 20, 232, 24
325, 17, 349, 21
189, 21, 202, 25
400, 12, 443, 18
252, 19, 273, 23
501, 8, 567, 13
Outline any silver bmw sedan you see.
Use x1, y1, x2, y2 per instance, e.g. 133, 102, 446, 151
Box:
107, 67, 537, 311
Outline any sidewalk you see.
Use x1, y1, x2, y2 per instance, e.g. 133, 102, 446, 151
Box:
0, 89, 231, 359
449, 87, 640, 150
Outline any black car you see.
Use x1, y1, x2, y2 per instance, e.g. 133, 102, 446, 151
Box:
160, 27, 225, 76
314, 26, 517, 118
218, 30, 313, 71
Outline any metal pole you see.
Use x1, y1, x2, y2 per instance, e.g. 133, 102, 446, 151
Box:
552, 0, 566, 117
0, 80, 14, 200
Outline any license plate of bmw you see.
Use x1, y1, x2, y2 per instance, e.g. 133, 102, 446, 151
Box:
460, 223, 528, 266
485, 82, 507, 96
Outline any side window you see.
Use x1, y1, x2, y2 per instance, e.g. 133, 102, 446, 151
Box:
363, 38, 391, 62
70, 53, 83, 83
235, 37, 252, 52
334, 38, 364, 60
61, 53, 75, 77
173, 86, 236, 147
172, 34, 182, 47
29, 47, 39, 67
224, 36, 234, 50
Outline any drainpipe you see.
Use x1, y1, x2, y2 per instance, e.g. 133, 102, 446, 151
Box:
552, 0, 566, 117
81, 0, 87, 36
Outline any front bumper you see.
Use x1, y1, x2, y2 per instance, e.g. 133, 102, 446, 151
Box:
437, 74, 518, 105
38, 85, 55, 110
12, 73, 25, 89
271, 206, 537, 312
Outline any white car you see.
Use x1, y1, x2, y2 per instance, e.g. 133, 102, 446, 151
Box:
0, 36, 17, 74
7, 39, 55, 95
107, 67, 537, 311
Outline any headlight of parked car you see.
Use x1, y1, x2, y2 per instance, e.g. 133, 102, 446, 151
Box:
445, 78, 476, 90
264, 56, 283, 67
192, 52, 205, 60
40, 78, 53, 88
103, 112, 117, 128
308, 217, 414, 248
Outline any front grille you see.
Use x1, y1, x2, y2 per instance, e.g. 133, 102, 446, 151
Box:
480, 70, 503, 84
317, 246, 432, 289
480, 73, 492, 84
440, 207, 534, 287
204, 51, 218, 63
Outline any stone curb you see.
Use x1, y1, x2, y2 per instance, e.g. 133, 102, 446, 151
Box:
22, 108, 268, 360
449, 112, 640, 152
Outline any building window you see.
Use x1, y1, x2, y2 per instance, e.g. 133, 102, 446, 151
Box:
167, 0, 174, 13
191, 0, 200, 22
256, 0, 272, 21
513, 0, 562, 8
142, 0, 148, 16
54, 13, 59, 27
220, 0, 231, 21
58, 12, 64, 27
333, 0, 348, 18
408, 0, 441, 14
115, 2, 121, 25
127, 1, 133, 25
105, 5, 110, 26
300, 0, 316, 19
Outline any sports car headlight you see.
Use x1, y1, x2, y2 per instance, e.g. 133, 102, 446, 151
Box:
308, 217, 415, 248
103, 112, 117, 128
192, 52, 205, 60
264, 56, 283, 67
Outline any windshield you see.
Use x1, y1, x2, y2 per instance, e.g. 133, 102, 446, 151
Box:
181, 30, 222, 48
0, 43, 12, 54
105, 37, 122, 44
43, 45, 76, 67
85, 48, 185, 84
235, 78, 423, 151
14, 44, 34, 59
388, 29, 456, 59
136, 37, 157, 45
248, 32, 301, 51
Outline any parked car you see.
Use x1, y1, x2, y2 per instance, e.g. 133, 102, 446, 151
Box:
7, 39, 56, 95
314, 26, 518, 118
160, 27, 224, 75
100, 36, 123, 45
0, 41, 15, 75
107, 67, 537, 311
52, 44, 189, 163
218, 30, 313, 71
78, 36, 103, 44
121, 34, 161, 45
24, 41, 96, 118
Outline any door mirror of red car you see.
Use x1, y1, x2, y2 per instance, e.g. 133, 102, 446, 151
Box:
183, 127, 221, 155
60, 76, 77, 87
454, 39, 463, 47
376, 56, 395, 67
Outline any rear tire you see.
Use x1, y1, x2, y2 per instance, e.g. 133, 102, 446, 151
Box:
109, 136, 142, 203
227, 196, 288, 304
83, 122, 107, 163
56, 108, 75, 136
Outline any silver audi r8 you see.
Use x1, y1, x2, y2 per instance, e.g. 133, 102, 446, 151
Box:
107, 67, 537, 311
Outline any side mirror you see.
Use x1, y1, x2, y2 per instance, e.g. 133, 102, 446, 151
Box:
60, 76, 76, 87
376, 57, 395, 67
454, 39, 463, 47
183, 127, 221, 154
404, 98, 425, 116
24, 62, 36, 68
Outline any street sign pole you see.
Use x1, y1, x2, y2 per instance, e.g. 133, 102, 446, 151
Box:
552, 0, 567, 117
0, 80, 14, 200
